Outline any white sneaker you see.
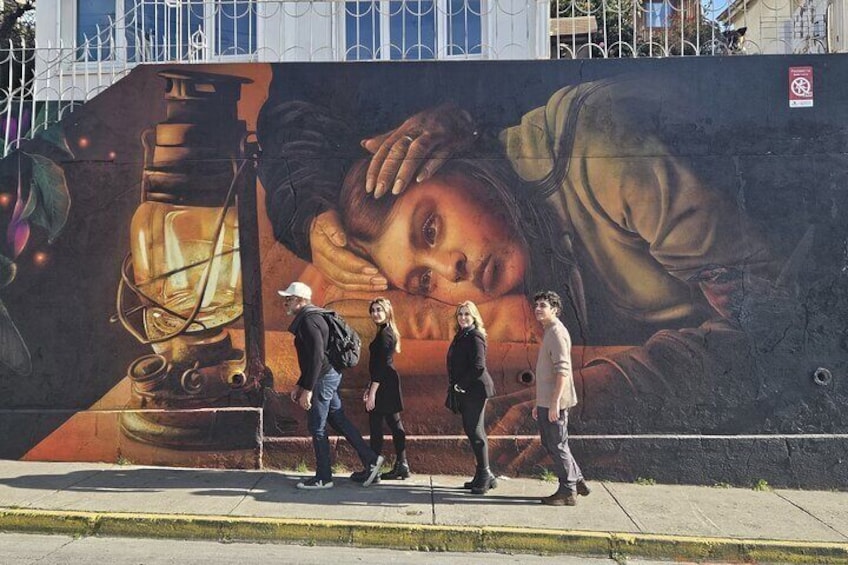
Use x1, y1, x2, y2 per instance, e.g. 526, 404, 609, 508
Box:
362, 455, 385, 487
297, 477, 334, 490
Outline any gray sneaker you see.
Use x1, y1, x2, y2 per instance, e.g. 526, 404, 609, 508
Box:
362, 455, 385, 487
297, 477, 334, 490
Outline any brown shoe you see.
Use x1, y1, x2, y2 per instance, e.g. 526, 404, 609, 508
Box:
576, 479, 591, 496
541, 490, 577, 506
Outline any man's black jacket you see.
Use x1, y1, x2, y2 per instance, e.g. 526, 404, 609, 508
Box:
288, 305, 331, 391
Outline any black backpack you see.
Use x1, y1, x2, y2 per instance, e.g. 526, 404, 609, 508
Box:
316, 309, 361, 371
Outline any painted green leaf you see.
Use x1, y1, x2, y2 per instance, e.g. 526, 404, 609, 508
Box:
0, 255, 15, 289
26, 153, 71, 244
36, 124, 75, 159
0, 298, 31, 377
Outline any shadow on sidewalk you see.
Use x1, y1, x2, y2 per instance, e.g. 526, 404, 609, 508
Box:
0, 468, 547, 508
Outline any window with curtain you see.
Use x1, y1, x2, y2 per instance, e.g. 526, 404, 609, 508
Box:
646, 1, 670, 28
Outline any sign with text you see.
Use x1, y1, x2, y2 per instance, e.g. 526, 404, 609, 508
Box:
789, 66, 814, 108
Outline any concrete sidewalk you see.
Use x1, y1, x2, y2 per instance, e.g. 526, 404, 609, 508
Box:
0, 460, 846, 563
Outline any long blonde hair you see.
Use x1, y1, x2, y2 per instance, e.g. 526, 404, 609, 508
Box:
370, 297, 401, 353
453, 301, 487, 339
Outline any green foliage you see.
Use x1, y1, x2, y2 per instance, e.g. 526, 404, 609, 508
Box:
0, 1, 36, 98
753, 479, 772, 491
713, 481, 733, 489
294, 460, 309, 473
537, 467, 558, 483
592, 0, 637, 55
635, 476, 656, 486
0, 1, 35, 46
611, 550, 629, 565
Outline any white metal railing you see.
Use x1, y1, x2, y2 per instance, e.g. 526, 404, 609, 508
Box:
1, 0, 841, 156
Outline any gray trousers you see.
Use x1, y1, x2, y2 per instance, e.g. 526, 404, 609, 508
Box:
537, 407, 583, 492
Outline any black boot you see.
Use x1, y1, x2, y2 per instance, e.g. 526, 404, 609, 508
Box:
380, 459, 411, 480
470, 468, 497, 495
463, 468, 482, 489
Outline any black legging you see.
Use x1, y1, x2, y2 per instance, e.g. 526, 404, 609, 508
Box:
460, 394, 489, 470
369, 411, 407, 461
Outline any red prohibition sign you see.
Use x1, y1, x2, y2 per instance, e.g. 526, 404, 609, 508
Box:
791, 76, 812, 98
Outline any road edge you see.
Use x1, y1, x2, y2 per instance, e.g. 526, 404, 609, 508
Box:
1, 507, 847, 563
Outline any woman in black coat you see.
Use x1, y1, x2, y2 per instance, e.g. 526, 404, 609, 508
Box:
363, 297, 409, 480
447, 301, 497, 494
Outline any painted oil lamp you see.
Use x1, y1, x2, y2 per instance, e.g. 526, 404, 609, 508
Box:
114, 69, 267, 450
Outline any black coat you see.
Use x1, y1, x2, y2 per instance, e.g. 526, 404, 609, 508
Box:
369, 324, 403, 414
289, 305, 332, 391
447, 327, 495, 399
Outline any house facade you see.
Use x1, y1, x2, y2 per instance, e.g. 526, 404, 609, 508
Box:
33, 0, 547, 102
721, 0, 846, 53
37, 0, 550, 62
27, 0, 848, 105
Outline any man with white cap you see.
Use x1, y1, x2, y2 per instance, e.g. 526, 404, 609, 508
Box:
279, 281, 384, 489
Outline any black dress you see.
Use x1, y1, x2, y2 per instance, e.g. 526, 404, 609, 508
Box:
369, 324, 403, 414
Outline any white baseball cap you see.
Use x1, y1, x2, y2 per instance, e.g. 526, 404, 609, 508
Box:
277, 281, 312, 301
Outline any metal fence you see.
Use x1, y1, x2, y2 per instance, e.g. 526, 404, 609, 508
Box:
1, 0, 840, 155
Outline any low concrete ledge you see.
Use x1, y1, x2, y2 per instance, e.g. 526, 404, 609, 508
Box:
2, 507, 847, 564
264, 434, 848, 490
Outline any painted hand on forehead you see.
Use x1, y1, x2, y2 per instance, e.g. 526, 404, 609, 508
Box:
361, 102, 479, 199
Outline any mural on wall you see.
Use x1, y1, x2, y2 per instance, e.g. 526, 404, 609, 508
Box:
0, 58, 845, 473
0, 123, 72, 378
255, 61, 848, 440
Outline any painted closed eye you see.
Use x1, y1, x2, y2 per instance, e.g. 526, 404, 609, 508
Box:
422, 213, 439, 246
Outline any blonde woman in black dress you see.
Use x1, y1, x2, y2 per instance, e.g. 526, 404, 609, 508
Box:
363, 297, 409, 480
447, 301, 496, 494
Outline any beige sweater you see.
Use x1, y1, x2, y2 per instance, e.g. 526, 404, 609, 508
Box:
535, 318, 577, 410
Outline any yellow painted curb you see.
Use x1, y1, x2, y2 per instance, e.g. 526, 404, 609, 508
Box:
1, 508, 847, 563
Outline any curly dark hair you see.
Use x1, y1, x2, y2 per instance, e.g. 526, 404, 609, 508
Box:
533, 290, 563, 317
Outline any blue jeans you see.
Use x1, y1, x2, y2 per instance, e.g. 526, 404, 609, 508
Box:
307, 369, 377, 481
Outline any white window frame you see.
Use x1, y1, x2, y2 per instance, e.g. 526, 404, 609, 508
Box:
339, 0, 486, 61
121, 0, 261, 62
74, 0, 120, 62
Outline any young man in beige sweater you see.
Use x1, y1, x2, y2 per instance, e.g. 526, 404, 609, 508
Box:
533, 290, 591, 506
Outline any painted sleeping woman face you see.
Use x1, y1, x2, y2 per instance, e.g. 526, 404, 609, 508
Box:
362, 173, 528, 304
